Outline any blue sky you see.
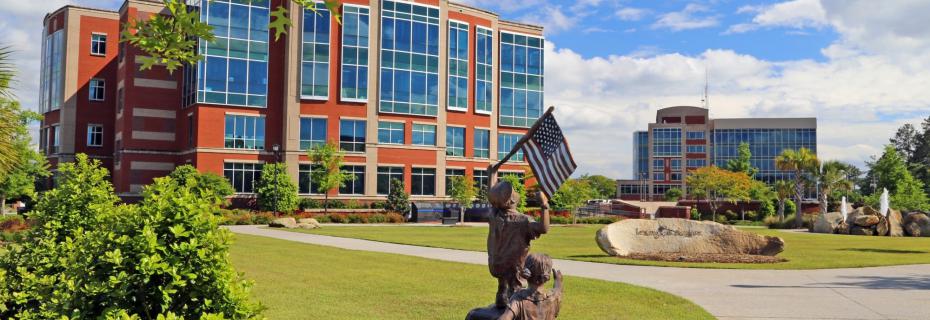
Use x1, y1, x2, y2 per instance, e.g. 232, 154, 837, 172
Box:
1, 0, 929, 179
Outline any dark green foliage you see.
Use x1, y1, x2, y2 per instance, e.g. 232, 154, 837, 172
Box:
386, 179, 410, 214
168, 165, 234, 206
664, 187, 683, 202
784, 199, 797, 217
500, 174, 527, 212
256, 163, 299, 213
726, 142, 758, 177
299, 198, 322, 210
579, 174, 617, 199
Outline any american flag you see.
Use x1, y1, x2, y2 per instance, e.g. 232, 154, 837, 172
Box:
524, 112, 577, 198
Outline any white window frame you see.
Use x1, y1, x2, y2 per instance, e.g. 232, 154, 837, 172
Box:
411, 123, 436, 146
446, 125, 466, 158
300, 2, 332, 101
87, 124, 104, 147
378, 120, 405, 145
298, 116, 327, 150
340, 3, 371, 103
475, 26, 494, 115
446, 19, 469, 112
89, 78, 105, 101
473, 128, 490, 159
90, 33, 107, 56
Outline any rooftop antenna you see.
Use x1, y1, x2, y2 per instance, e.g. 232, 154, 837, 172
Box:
701, 66, 709, 111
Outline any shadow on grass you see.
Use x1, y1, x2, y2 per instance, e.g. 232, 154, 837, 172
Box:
838, 248, 928, 254
732, 275, 930, 290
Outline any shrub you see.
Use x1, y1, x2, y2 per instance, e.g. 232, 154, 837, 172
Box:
385, 212, 405, 223
723, 210, 738, 221
347, 214, 365, 223
766, 213, 816, 229
328, 214, 348, 223
167, 165, 234, 205
743, 210, 759, 221
714, 214, 728, 224
314, 215, 332, 223
327, 201, 347, 209
762, 215, 781, 227
367, 214, 387, 223
256, 163, 299, 213
299, 198, 322, 210
386, 179, 410, 214
345, 200, 365, 209
369, 201, 387, 209
0, 215, 28, 232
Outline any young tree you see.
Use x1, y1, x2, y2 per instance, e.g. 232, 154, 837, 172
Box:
664, 187, 683, 202
167, 165, 234, 206
386, 178, 410, 215
550, 179, 597, 224
864, 145, 929, 211
775, 148, 820, 228
817, 160, 853, 214
256, 163, 299, 213
890, 123, 920, 162
0, 98, 48, 211
308, 142, 354, 213
447, 176, 477, 224
726, 142, 758, 178
685, 166, 752, 222
580, 174, 617, 199
774, 180, 793, 222
747, 180, 775, 220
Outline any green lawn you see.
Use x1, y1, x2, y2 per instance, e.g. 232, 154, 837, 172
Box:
283, 225, 930, 269
229, 234, 713, 320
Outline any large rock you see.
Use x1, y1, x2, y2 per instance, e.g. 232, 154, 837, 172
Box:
812, 212, 844, 234
854, 214, 880, 227
903, 212, 930, 237
849, 225, 875, 236
885, 209, 904, 237
269, 217, 298, 228
595, 218, 785, 257
298, 218, 321, 228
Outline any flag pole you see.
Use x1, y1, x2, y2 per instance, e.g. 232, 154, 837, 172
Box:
487, 106, 555, 185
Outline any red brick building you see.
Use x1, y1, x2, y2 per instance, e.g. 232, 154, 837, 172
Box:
38, 0, 543, 203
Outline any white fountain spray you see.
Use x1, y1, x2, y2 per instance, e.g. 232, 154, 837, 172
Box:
841, 196, 848, 222
880, 188, 890, 218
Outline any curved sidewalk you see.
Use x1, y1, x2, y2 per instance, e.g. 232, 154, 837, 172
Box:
227, 225, 930, 320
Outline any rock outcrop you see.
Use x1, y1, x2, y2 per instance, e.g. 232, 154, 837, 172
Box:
595, 218, 784, 257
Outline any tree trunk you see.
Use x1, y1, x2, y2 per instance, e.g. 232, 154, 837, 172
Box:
1, 197, 6, 215
819, 189, 829, 215
778, 199, 786, 222
794, 193, 804, 229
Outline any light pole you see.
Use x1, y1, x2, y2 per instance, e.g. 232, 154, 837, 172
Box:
272, 144, 280, 217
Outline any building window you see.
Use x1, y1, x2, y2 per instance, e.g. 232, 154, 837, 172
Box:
378, 121, 405, 144
50, 126, 60, 154
653, 184, 677, 195
377, 166, 404, 195
411, 123, 436, 146
339, 165, 365, 195
474, 129, 490, 158
498, 133, 524, 162
670, 159, 681, 171
500, 31, 544, 127
446, 126, 465, 157
40, 29, 64, 112
301, 2, 330, 99
298, 164, 321, 194
187, 114, 195, 147
341, 4, 369, 101
379, 0, 440, 116
193, 0, 270, 107
224, 114, 265, 150
653, 159, 664, 170
670, 173, 682, 181
652, 128, 682, 157
687, 145, 706, 153
447, 20, 468, 111
445, 168, 465, 196
653, 172, 665, 181
687, 131, 705, 140
91, 33, 107, 55
224, 162, 263, 193
87, 124, 103, 147
339, 119, 366, 152
687, 159, 707, 168
475, 27, 493, 114
411, 167, 436, 196
89, 79, 105, 101
473, 169, 489, 192
299, 117, 327, 150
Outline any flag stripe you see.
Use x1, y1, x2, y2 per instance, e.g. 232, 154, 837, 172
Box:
524, 112, 577, 199
524, 141, 556, 196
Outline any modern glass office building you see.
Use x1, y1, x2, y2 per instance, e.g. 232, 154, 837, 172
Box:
40, 0, 544, 202
617, 106, 817, 200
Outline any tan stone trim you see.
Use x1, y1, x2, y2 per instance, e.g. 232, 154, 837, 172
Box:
445, 165, 467, 170
411, 120, 438, 126
340, 116, 368, 121
224, 159, 264, 164
377, 163, 406, 168
133, 108, 175, 119
299, 114, 328, 119
131, 130, 175, 141
376, 144, 439, 151
499, 21, 544, 35
130, 161, 176, 171
343, 162, 367, 166
377, 118, 406, 124
224, 111, 264, 117
134, 78, 177, 89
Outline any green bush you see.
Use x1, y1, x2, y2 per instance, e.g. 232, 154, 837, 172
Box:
766, 213, 816, 229
728, 220, 766, 226
299, 198, 322, 210
347, 214, 365, 223
327, 201, 347, 209
328, 214, 348, 223
367, 214, 387, 223
0, 214, 28, 232
385, 212, 405, 223
314, 215, 332, 223
369, 201, 387, 209
168, 165, 234, 205
256, 163, 299, 213
386, 179, 410, 213
345, 200, 365, 209
714, 214, 728, 224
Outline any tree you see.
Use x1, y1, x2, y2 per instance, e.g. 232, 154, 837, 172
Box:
775, 148, 820, 228
167, 165, 234, 206
386, 179, 410, 215
817, 160, 854, 214
447, 176, 477, 224
0, 154, 261, 318
0, 46, 19, 172
308, 142, 354, 213
122, 0, 340, 73
890, 123, 920, 162
747, 180, 775, 220
685, 166, 752, 221
256, 163, 299, 213
500, 174, 527, 212
774, 180, 793, 222
664, 187, 683, 202
726, 142, 758, 178
0, 98, 48, 211
864, 145, 929, 211
550, 179, 597, 224
579, 174, 617, 199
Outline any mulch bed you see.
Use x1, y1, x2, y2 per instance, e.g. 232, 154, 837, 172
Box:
623, 253, 787, 264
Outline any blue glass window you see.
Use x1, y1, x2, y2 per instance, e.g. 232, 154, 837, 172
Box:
298, 164, 322, 194
412, 123, 436, 146
301, 3, 330, 99
474, 128, 489, 158
378, 121, 405, 144
191, 0, 269, 107
340, 165, 366, 194
500, 32, 544, 127
411, 167, 436, 196
224, 114, 265, 150
687, 145, 706, 153
224, 162, 263, 193
447, 20, 468, 111
475, 27, 493, 114
446, 126, 465, 157
652, 128, 681, 157
342, 5, 370, 101
687, 131, 705, 140
299, 117, 327, 150
340, 119, 366, 152
380, 0, 440, 116
498, 133, 524, 162
711, 128, 817, 196
377, 166, 404, 195
686, 159, 707, 168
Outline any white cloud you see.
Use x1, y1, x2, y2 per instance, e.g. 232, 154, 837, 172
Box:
615, 7, 648, 21
726, 0, 827, 34
652, 3, 720, 31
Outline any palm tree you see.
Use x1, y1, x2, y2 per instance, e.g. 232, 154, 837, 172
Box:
775, 148, 820, 228
774, 180, 793, 222
818, 160, 853, 214
0, 46, 19, 175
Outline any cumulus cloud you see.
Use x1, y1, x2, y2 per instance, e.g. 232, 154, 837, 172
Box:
726, 0, 827, 34
615, 7, 648, 21
652, 3, 720, 31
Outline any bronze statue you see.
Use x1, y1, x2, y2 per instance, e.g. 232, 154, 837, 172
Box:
499, 253, 563, 320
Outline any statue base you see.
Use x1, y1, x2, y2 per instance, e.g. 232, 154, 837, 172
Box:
465, 305, 506, 320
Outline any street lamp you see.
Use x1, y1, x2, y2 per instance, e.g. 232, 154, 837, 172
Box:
272, 144, 280, 216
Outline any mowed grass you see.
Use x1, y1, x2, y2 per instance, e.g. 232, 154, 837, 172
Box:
229, 234, 713, 320
285, 225, 930, 269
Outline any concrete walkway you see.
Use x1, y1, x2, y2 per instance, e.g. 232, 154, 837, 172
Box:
227, 225, 930, 320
